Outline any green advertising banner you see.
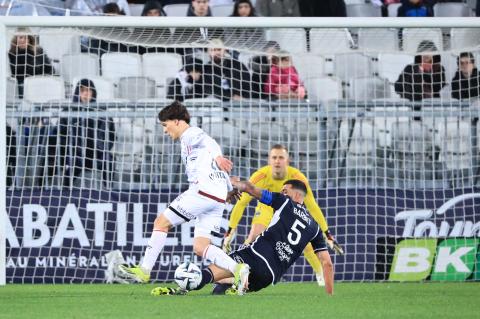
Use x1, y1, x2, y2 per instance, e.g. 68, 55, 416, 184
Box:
389, 239, 437, 282
430, 238, 478, 281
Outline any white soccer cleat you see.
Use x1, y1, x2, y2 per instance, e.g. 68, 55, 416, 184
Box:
234, 263, 250, 296
316, 272, 325, 287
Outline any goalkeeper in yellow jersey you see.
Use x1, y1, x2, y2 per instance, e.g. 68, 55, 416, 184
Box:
223, 144, 343, 286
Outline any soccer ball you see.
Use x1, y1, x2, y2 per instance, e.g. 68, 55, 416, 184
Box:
174, 262, 202, 290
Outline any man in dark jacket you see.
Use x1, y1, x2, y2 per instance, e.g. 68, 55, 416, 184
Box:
451, 52, 480, 100
394, 40, 446, 101
202, 39, 251, 101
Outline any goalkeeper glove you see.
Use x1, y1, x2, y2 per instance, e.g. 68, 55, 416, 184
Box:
222, 228, 236, 253
324, 230, 344, 255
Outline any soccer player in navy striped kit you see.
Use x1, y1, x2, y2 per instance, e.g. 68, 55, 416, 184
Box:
153, 178, 334, 295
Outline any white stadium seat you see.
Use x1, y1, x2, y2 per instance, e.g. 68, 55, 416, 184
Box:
23, 76, 65, 103
265, 28, 307, 54
310, 28, 354, 54
142, 53, 183, 98
211, 4, 234, 17
304, 76, 343, 103
101, 53, 142, 83
61, 53, 99, 84
402, 28, 443, 52
163, 4, 189, 16
357, 28, 399, 52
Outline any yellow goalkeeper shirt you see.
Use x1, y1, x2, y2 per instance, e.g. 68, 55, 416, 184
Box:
228, 165, 329, 232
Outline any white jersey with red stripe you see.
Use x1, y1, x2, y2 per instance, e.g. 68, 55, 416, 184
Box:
180, 126, 232, 200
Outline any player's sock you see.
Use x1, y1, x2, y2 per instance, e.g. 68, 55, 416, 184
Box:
141, 230, 167, 273
203, 244, 238, 274
195, 268, 214, 291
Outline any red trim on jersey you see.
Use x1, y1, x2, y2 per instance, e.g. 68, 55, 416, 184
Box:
198, 190, 225, 203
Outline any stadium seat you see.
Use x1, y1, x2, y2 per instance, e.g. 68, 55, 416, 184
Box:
293, 54, 325, 80
101, 53, 142, 83
373, 106, 410, 149
376, 53, 414, 97
346, 4, 382, 17
39, 32, 81, 67
357, 28, 399, 52
265, 28, 307, 54
163, 4, 189, 16
439, 120, 473, 186
392, 121, 434, 187
117, 77, 156, 100
211, 4, 234, 17
387, 3, 401, 17
450, 28, 480, 51
304, 77, 343, 104
334, 53, 374, 82
23, 76, 66, 103
401, 28, 443, 52
309, 28, 354, 54
142, 53, 183, 98
6, 77, 18, 102
347, 76, 391, 100
128, 3, 144, 16
202, 121, 248, 160
434, 3, 471, 17
339, 120, 376, 186
440, 53, 458, 85
61, 53, 99, 84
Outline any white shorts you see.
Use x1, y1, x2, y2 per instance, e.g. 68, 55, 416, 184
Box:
163, 188, 225, 239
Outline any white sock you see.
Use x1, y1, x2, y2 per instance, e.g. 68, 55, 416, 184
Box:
203, 244, 238, 274
141, 230, 167, 273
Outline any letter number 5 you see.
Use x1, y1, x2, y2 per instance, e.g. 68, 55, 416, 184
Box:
287, 220, 306, 245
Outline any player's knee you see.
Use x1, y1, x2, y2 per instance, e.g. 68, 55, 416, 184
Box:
193, 243, 207, 257
153, 215, 171, 232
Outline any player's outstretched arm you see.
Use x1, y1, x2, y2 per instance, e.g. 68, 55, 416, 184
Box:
317, 250, 334, 295
231, 178, 263, 200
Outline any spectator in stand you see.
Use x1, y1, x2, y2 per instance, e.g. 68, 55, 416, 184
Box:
141, 0, 166, 16
231, 0, 256, 16
59, 79, 115, 188
394, 40, 446, 101
298, 0, 346, 17
264, 50, 306, 100
103, 2, 125, 15
250, 40, 280, 99
255, 0, 300, 16
167, 59, 206, 101
8, 30, 54, 98
203, 38, 251, 101
451, 52, 480, 100
188, 0, 212, 16
397, 0, 433, 17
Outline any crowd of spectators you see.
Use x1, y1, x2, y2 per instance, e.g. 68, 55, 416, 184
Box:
3, 0, 480, 188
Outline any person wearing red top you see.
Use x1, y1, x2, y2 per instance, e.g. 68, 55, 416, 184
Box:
264, 51, 306, 100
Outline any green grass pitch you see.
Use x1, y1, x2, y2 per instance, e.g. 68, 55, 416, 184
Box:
0, 282, 479, 319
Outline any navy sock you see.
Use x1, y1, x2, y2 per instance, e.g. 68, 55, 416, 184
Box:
195, 268, 214, 291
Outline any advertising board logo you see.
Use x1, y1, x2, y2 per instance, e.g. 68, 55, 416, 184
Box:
389, 238, 479, 282
395, 193, 480, 238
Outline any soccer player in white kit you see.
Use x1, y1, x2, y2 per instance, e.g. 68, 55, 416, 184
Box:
119, 101, 250, 294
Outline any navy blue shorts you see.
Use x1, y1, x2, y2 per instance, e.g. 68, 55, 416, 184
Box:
229, 246, 274, 292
